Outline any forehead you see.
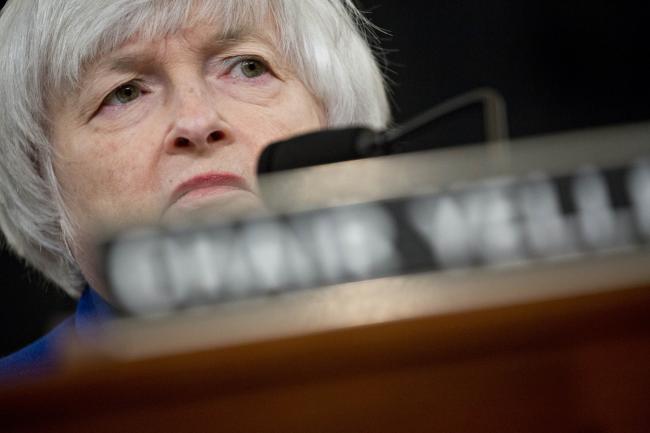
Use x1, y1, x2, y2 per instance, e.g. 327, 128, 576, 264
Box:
52, 1, 277, 92
88, 24, 277, 75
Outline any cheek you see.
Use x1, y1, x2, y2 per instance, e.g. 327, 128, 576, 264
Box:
56, 135, 159, 220
244, 92, 325, 154
276, 86, 325, 135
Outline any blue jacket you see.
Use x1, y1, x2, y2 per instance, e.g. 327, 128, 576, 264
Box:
0, 288, 115, 382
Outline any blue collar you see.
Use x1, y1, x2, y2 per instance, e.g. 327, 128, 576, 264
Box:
0, 286, 117, 381
75, 286, 118, 331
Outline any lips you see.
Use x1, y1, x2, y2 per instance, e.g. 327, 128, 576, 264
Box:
169, 172, 250, 208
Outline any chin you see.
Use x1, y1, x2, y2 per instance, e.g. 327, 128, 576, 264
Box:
161, 190, 266, 225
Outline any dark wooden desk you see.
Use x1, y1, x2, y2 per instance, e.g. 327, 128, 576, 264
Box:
2, 251, 650, 433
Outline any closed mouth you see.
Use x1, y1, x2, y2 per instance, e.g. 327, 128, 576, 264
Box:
169, 172, 250, 208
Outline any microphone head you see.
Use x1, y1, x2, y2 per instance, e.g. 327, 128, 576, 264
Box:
257, 127, 377, 174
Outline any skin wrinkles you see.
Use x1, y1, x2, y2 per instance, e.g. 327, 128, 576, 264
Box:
75, 30, 287, 124
52, 20, 326, 297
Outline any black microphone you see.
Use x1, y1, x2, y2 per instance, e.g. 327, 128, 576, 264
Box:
257, 87, 509, 175
257, 127, 386, 174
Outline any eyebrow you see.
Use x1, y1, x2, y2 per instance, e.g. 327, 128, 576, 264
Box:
98, 28, 254, 75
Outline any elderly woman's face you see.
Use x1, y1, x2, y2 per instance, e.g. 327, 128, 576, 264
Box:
52, 21, 325, 285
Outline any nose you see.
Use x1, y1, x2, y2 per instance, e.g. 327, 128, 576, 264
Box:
164, 84, 232, 154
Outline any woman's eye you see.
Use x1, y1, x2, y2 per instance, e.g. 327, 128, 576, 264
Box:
235, 58, 268, 79
104, 83, 142, 106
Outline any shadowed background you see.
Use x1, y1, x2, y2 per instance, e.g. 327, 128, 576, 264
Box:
1, 0, 649, 356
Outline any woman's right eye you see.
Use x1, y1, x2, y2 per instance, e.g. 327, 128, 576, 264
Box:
103, 83, 142, 106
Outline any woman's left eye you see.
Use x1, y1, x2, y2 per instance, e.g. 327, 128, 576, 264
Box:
232, 58, 269, 79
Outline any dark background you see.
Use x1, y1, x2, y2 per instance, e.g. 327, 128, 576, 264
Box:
1, 0, 649, 356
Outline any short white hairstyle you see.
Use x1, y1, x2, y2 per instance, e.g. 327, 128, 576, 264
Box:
0, 0, 390, 297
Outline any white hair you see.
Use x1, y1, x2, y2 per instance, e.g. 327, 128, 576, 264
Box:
0, 0, 390, 297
